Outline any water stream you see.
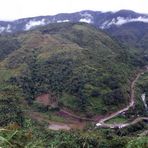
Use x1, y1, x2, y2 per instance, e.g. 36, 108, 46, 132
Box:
141, 93, 148, 112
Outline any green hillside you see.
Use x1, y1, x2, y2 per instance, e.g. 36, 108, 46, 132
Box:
0, 23, 147, 147
106, 22, 148, 55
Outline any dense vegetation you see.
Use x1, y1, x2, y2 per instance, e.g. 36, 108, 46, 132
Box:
0, 22, 147, 147
106, 22, 148, 55
16, 23, 147, 114
0, 119, 147, 147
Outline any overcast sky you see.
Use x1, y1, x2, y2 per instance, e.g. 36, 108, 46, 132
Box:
0, 0, 148, 20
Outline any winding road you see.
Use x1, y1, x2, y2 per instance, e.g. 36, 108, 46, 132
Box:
96, 66, 148, 128
26, 66, 148, 130
97, 117, 148, 128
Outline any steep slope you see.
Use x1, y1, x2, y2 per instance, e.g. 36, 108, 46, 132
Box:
0, 23, 146, 128
106, 22, 148, 52
0, 22, 148, 148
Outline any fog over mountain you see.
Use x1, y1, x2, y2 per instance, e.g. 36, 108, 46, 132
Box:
0, 9, 148, 34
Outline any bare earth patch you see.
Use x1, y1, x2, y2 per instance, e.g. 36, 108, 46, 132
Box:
48, 124, 71, 130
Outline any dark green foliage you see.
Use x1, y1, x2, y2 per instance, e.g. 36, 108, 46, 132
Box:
107, 22, 148, 66
115, 121, 146, 136
0, 99, 23, 127
17, 50, 39, 104
126, 137, 148, 148
11, 23, 144, 113
103, 88, 124, 105
0, 35, 20, 61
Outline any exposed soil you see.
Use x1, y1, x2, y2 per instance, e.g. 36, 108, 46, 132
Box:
36, 92, 57, 107
27, 66, 148, 130
26, 110, 86, 130
48, 124, 71, 131
36, 94, 50, 106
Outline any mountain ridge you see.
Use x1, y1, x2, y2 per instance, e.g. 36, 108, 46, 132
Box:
0, 9, 148, 33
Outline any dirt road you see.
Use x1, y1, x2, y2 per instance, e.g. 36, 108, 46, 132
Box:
97, 117, 148, 128
26, 66, 148, 130
96, 66, 148, 128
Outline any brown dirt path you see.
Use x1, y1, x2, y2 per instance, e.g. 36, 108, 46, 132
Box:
26, 66, 148, 130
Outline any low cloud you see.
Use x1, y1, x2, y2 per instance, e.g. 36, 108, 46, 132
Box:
25, 19, 46, 30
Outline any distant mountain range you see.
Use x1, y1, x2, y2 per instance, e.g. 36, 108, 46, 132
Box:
0, 10, 148, 33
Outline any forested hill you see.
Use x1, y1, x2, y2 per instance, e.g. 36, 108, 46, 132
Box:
0, 22, 147, 147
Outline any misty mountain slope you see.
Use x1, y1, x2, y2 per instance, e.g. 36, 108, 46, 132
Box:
106, 22, 148, 49
0, 9, 148, 62
0, 10, 148, 33
0, 22, 146, 127
0, 9, 148, 60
